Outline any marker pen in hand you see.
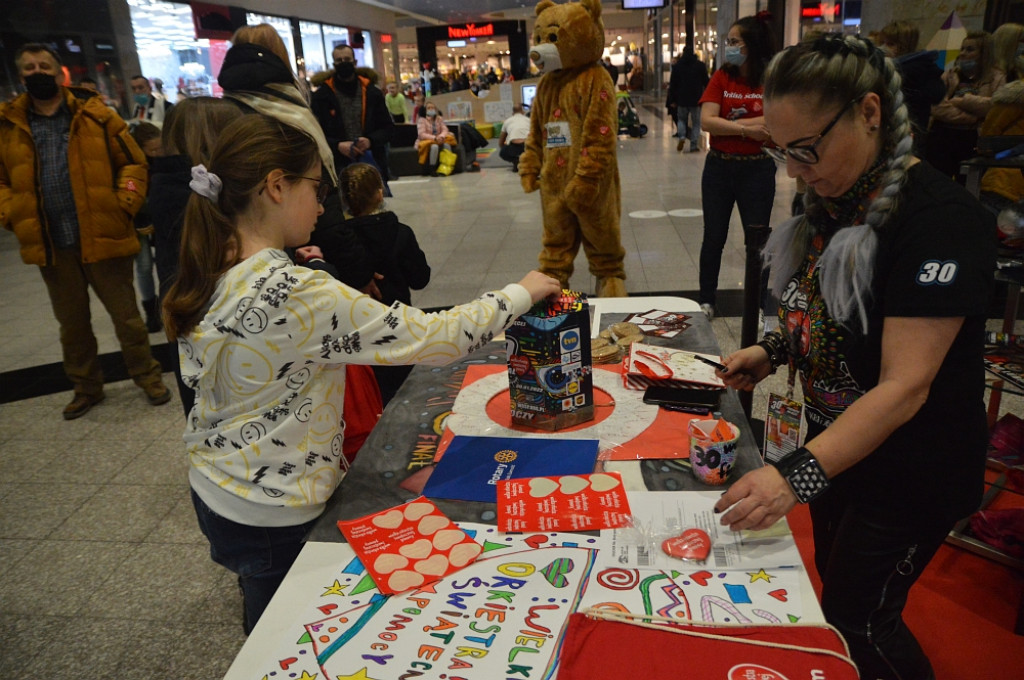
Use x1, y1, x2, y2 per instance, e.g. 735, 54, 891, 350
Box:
694, 354, 728, 373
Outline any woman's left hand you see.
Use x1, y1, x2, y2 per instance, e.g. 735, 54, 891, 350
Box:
713, 466, 797, 531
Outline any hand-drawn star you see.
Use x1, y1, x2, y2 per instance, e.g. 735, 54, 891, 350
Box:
412, 581, 439, 594
295, 672, 318, 680
335, 668, 380, 680
748, 568, 773, 583
322, 579, 348, 597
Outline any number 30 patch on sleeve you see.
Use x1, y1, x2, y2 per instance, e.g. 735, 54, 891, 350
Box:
916, 259, 958, 285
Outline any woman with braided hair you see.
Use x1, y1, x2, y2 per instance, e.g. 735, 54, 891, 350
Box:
713, 34, 995, 679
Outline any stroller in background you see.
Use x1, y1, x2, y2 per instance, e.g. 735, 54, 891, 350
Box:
616, 89, 648, 138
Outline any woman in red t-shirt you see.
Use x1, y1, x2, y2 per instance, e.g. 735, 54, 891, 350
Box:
697, 13, 778, 323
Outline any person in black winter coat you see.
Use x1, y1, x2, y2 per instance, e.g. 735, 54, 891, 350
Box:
666, 48, 710, 152
149, 96, 245, 415
311, 44, 394, 181
339, 163, 431, 404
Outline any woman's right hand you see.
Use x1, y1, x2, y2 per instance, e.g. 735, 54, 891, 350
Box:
718, 345, 774, 391
517, 271, 563, 303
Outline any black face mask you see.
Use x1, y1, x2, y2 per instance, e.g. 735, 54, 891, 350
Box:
334, 61, 356, 80
24, 72, 59, 100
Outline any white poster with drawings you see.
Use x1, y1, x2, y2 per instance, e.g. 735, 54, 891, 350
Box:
447, 100, 473, 121
500, 83, 513, 100
484, 100, 514, 123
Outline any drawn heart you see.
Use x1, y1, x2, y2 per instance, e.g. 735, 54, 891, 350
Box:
524, 534, 547, 549
509, 355, 531, 375
662, 528, 711, 562
373, 552, 409, 574
589, 473, 620, 492
280, 657, 298, 670
308, 623, 323, 633
417, 514, 449, 536
529, 477, 559, 498
414, 554, 450, 576
432, 529, 466, 551
317, 603, 338, 615
768, 589, 789, 602
448, 542, 483, 568
388, 569, 425, 593
689, 570, 713, 586
558, 475, 589, 494
372, 509, 404, 529
403, 501, 434, 521
399, 538, 433, 560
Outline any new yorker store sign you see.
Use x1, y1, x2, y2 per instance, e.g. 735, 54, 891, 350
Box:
448, 23, 495, 39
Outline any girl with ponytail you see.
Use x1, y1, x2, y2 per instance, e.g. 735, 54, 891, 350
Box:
163, 114, 560, 634
712, 34, 995, 680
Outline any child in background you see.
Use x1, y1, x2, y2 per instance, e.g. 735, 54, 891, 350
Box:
129, 121, 163, 333
162, 114, 560, 634
338, 163, 432, 405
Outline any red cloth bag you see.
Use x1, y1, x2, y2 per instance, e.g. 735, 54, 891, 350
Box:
556, 610, 860, 680
341, 364, 382, 469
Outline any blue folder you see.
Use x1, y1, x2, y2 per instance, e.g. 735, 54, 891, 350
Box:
422, 435, 600, 503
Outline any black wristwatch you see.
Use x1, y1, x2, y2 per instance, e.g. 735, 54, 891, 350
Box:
770, 446, 830, 503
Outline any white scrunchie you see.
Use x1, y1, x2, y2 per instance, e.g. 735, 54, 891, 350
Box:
189, 164, 222, 202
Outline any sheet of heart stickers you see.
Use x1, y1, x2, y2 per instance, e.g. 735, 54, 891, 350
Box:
337, 497, 483, 594
496, 471, 633, 532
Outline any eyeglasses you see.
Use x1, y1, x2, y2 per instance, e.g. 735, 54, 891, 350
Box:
293, 175, 330, 204
258, 175, 331, 204
763, 96, 862, 165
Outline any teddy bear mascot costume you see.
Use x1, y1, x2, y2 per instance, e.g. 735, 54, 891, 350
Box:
518, 0, 627, 298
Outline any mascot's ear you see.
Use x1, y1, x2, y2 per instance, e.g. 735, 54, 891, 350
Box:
535, 0, 556, 16
581, 0, 603, 19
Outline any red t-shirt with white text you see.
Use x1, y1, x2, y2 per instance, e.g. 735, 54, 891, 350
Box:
699, 69, 765, 155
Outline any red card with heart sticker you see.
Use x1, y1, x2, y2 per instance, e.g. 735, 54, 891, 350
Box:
496, 472, 632, 533
661, 528, 711, 562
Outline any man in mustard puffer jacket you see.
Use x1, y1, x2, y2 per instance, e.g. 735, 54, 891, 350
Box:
0, 43, 170, 419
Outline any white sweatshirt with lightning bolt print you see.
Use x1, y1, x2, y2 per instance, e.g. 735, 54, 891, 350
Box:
181, 249, 531, 527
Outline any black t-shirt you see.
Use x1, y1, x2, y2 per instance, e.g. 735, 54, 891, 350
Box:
778, 161, 996, 521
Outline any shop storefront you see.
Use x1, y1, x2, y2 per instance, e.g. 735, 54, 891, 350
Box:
415, 20, 529, 89
0, 0, 397, 108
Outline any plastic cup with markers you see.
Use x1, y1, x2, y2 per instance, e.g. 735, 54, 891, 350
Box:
688, 418, 739, 486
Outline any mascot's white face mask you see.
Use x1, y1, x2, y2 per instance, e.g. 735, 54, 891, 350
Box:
530, 43, 563, 72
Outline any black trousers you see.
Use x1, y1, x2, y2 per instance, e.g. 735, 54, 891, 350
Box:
811, 493, 952, 680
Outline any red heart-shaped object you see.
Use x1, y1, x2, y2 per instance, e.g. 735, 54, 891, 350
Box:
510, 355, 531, 376
524, 534, 548, 549
689, 570, 713, 586
661, 528, 711, 562
318, 603, 338, 615
768, 589, 788, 602
280, 657, 298, 670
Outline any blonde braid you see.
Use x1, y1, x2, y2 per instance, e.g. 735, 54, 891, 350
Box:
816, 35, 914, 332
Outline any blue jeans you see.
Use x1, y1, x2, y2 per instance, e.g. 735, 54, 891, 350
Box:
676, 106, 701, 149
699, 153, 776, 308
190, 489, 319, 633
134, 232, 156, 301
811, 493, 952, 680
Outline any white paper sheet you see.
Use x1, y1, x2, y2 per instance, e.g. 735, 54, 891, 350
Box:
599, 490, 805, 570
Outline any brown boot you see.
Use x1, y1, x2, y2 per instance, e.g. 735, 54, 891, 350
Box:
596, 277, 627, 298
142, 380, 172, 406
63, 392, 105, 420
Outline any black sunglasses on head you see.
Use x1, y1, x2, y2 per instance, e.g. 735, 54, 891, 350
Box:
764, 95, 865, 165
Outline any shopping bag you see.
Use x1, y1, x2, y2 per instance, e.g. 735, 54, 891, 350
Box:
438, 148, 457, 167
556, 609, 859, 680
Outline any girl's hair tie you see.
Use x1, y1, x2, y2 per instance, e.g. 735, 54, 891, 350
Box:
189, 164, 222, 202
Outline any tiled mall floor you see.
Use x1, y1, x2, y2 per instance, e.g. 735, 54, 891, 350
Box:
0, 108, 1017, 678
